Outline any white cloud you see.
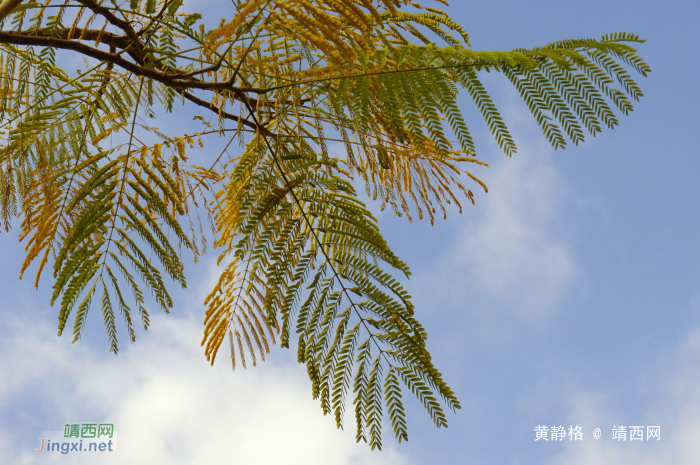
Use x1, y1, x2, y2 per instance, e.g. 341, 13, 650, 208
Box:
426, 122, 576, 325
543, 323, 700, 465
0, 310, 412, 465
458, 143, 574, 320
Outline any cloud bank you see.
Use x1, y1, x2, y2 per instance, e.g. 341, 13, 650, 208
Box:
0, 309, 411, 465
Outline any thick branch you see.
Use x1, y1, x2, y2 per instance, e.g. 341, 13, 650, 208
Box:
0, 0, 23, 22
14, 27, 131, 48
0, 29, 270, 95
0, 27, 285, 129
0, 31, 274, 106
0, 30, 169, 81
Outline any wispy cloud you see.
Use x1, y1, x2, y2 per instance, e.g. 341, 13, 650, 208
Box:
420, 110, 576, 327
544, 320, 700, 465
457, 142, 575, 320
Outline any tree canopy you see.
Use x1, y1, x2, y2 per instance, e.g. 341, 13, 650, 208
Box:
0, 0, 649, 448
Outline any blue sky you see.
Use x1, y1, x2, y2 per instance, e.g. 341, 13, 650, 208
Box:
1, 0, 699, 463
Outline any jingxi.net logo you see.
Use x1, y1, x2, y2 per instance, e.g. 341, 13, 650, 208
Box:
35, 423, 117, 454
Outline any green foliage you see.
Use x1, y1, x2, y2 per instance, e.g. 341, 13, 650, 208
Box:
0, 0, 648, 448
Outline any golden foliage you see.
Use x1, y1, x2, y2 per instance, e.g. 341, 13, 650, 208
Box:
0, 0, 648, 448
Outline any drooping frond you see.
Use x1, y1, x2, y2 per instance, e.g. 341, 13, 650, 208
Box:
202, 132, 459, 446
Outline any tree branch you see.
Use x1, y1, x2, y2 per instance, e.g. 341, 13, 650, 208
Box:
14, 27, 131, 48
0, 0, 24, 22
182, 91, 268, 135
0, 30, 168, 81
74, 0, 145, 62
